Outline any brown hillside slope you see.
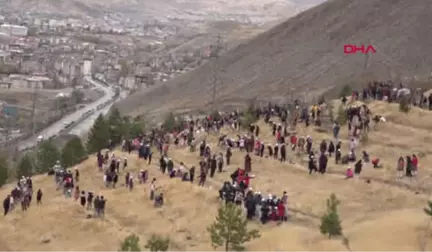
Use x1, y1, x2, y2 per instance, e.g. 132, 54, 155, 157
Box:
2, 100, 432, 250
117, 0, 432, 117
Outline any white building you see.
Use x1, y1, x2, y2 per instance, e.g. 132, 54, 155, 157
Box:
0, 24, 28, 37
83, 60, 92, 76
8, 74, 51, 89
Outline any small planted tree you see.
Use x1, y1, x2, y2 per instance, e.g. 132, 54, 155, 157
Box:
0, 156, 9, 187
144, 234, 170, 252
119, 234, 141, 252
17, 154, 34, 179
62, 137, 87, 168
336, 104, 347, 125
87, 113, 110, 153
207, 203, 260, 251
399, 96, 411, 113
162, 112, 178, 132
421, 201, 432, 251
320, 193, 343, 238
240, 111, 258, 129
339, 84, 352, 98
36, 140, 60, 173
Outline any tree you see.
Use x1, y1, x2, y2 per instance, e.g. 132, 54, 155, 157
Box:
87, 113, 110, 153
421, 201, 432, 251
62, 137, 87, 168
207, 203, 260, 251
399, 96, 411, 113
0, 156, 9, 187
17, 154, 34, 179
119, 234, 141, 252
339, 84, 352, 98
108, 107, 124, 145
320, 193, 343, 238
240, 110, 258, 129
144, 234, 170, 252
336, 104, 347, 125
162, 112, 177, 132
35, 140, 60, 173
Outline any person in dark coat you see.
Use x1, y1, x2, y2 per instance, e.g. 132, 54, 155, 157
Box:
308, 152, 317, 174
354, 160, 362, 176
189, 166, 195, 183
328, 141, 335, 157
318, 153, 328, 174
80, 191, 86, 207
280, 144, 286, 162
244, 154, 252, 173
226, 147, 232, 166
406, 156, 413, 177
3, 195, 10, 216
36, 189, 43, 204
210, 155, 217, 178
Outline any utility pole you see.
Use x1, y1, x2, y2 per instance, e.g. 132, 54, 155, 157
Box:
31, 85, 38, 138
210, 35, 224, 112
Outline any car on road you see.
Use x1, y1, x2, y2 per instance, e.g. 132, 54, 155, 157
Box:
37, 135, 44, 142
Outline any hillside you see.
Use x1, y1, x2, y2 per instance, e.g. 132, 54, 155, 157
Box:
2, 100, 432, 250
116, 0, 432, 118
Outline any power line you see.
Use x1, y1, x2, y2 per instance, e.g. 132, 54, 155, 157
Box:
31, 85, 38, 137
210, 35, 224, 112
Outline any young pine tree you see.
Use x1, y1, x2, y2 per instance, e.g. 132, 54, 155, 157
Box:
0, 156, 9, 187
87, 113, 110, 153
336, 104, 348, 125
320, 193, 343, 238
207, 203, 260, 251
108, 107, 124, 145
144, 234, 170, 252
162, 112, 177, 132
17, 154, 34, 179
119, 234, 141, 252
36, 140, 60, 173
62, 137, 87, 168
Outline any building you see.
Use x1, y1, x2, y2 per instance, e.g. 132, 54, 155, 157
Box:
0, 24, 28, 37
83, 59, 92, 76
7, 74, 52, 89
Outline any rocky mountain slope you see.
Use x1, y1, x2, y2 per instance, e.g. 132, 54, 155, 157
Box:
116, 0, 432, 117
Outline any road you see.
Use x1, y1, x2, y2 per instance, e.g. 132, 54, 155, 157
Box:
68, 90, 128, 136
17, 77, 115, 151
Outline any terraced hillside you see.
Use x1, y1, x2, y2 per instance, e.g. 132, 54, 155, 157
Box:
2, 99, 432, 250
116, 0, 432, 118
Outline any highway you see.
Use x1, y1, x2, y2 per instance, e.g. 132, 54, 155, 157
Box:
17, 77, 115, 151
68, 90, 128, 136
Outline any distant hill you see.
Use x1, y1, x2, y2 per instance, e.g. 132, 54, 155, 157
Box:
116, 0, 432, 118
0, 0, 324, 22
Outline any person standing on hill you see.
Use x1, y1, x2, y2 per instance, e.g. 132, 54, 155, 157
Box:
36, 189, 43, 204
406, 156, 413, 177
3, 195, 10, 216
244, 153, 252, 173
210, 155, 217, 178
74, 168, 80, 183
80, 191, 86, 207
226, 147, 232, 165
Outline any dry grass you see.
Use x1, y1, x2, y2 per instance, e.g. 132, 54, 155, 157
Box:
2, 100, 432, 250
116, 0, 432, 118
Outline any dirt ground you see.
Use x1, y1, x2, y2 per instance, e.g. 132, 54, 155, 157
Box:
1, 100, 432, 251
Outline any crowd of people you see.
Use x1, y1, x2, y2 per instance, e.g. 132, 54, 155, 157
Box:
2, 83, 427, 229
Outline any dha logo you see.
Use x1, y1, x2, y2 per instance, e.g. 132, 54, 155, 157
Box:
344, 44, 377, 54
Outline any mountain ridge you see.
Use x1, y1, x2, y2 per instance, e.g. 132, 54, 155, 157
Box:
116, 0, 432, 117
